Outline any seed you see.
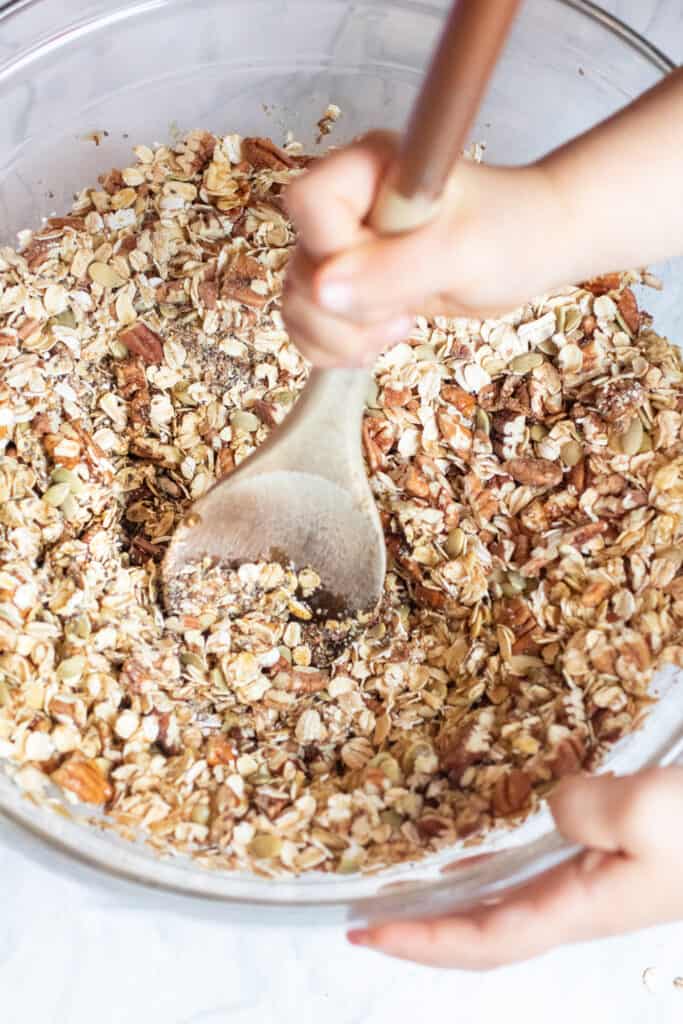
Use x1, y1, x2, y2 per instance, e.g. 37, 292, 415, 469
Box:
109, 340, 129, 360
52, 309, 77, 328
510, 352, 544, 374
247, 834, 282, 859
474, 407, 490, 434
51, 467, 86, 495
43, 482, 71, 507
445, 527, 465, 558
230, 410, 260, 432
61, 494, 79, 521
481, 355, 506, 376
639, 431, 653, 453
57, 655, 86, 681
88, 261, 125, 288
538, 338, 558, 356
530, 424, 547, 441
561, 440, 583, 466
563, 307, 582, 333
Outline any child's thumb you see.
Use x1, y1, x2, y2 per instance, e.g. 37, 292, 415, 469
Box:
314, 231, 451, 322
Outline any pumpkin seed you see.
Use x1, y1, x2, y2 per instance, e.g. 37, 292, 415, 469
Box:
639, 431, 653, 453
563, 306, 582, 333
481, 355, 506, 376
248, 834, 282, 859
88, 261, 126, 289
530, 424, 548, 442
538, 338, 559, 356
230, 410, 260, 432
61, 494, 79, 521
561, 440, 583, 466
474, 407, 490, 434
554, 306, 566, 333
445, 527, 465, 558
51, 467, 86, 495
510, 352, 544, 374
52, 309, 77, 328
42, 482, 71, 507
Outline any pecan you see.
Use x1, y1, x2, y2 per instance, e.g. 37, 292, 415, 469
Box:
404, 465, 430, 499
131, 535, 164, 563
198, 279, 218, 309
119, 322, 164, 364
116, 357, 150, 428
492, 769, 531, 816
254, 791, 290, 820
503, 457, 562, 488
582, 272, 622, 296
220, 253, 269, 308
216, 446, 235, 477
206, 735, 237, 767
51, 754, 112, 805
442, 385, 476, 417
242, 136, 298, 171
593, 379, 644, 427
617, 288, 640, 334
564, 520, 608, 547
250, 399, 278, 428
386, 534, 421, 581
413, 582, 448, 611
548, 735, 585, 778
99, 168, 125, 194
383, 385, 412, 408
279, 668, 328, 695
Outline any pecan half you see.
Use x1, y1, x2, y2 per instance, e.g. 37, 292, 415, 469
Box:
119, 322, 164, 364
51, 754, 113, 805
503, 457, 562, 488
242, 136, 298, 170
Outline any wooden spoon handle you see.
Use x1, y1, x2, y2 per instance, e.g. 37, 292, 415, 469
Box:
371, 0, 521, 234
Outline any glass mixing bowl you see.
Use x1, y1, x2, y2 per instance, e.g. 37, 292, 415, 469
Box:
0, 0, 682, 925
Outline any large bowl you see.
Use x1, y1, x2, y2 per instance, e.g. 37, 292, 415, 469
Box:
0, 0, 682, 925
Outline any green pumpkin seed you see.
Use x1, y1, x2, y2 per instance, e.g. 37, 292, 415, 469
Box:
530, 424, 548, 442
474, 408, 490, 435
43, 482, 71, 507
52, 309, 77, 328
561, 440, 583, 466
51, 467, 86, 495
510, 352, 544, 374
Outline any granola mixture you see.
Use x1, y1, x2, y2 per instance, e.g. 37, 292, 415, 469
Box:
0, 130, 682, 876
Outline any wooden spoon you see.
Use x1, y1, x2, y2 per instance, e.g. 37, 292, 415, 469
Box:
163, 0, 521, 623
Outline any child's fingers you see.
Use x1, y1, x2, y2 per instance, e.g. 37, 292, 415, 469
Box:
550, 766, 683, 856
284, 131, 397, 261
348, 851, 640, 969
314, 230, 454, 322
283, 284, 412, 366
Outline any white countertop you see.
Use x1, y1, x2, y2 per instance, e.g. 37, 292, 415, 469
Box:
2, 2, 683, 1022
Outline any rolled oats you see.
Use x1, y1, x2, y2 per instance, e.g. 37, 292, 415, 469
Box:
0, 130, 681, 878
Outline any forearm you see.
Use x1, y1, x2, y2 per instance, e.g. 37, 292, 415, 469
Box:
541, 67, 683, 281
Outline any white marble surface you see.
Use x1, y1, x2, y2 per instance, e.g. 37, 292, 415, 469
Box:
2, 2, 683, 1022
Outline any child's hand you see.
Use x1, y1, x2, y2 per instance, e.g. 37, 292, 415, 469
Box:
283, 132, 565, 366
348, 767, 683, 969
284, 68, 683, 367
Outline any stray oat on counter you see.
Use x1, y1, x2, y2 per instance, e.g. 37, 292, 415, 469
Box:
0, 129, 681, 877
